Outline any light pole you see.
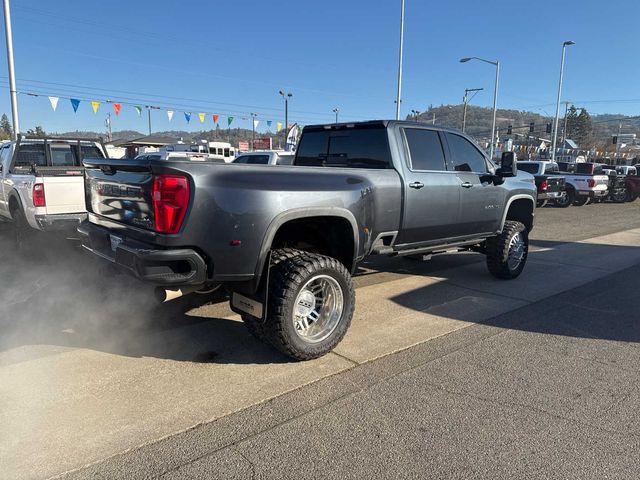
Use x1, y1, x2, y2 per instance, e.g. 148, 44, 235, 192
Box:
551, 41, 575, 162
462, 87, 483, 133
3, 0, 19, 138
250, 113, 257, 151
332, 108, 339, 123
410, 109, 420, 121
460, 57, 499, 159
395, 0, 405, 120
279, 90, 292, 136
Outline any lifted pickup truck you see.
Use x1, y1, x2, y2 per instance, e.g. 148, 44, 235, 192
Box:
0, 135, 107, 248
516, 160, 566, 208
79, 121, 536, 360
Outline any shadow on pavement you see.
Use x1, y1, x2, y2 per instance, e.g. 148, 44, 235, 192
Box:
1, 222, 639, 365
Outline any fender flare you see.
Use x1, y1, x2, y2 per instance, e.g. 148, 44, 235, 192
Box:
7, 189, 24, 218
500, 195, 535, 231
253, 207, 360, 283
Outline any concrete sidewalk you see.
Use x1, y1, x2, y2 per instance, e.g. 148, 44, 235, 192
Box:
2, 229, 640, 479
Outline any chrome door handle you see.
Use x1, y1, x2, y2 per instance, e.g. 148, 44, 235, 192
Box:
461, 182, 473, 188
409, 181, 424, 189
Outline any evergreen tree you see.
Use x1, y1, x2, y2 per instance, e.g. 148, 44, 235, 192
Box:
574, 108, 593, 148
0, 114, 12, 140
26, 126, 46, 138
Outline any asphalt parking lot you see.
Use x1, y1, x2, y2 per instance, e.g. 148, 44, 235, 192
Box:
2, 201, 640, 479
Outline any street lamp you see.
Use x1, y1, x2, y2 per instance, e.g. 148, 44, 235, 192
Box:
460, 57, 499, 159
551, 41, 575, 162
332, 108, 339, 123
395, 0, 405, 120
410, 109, 421, 121
462, 87, 483, 133
279, 90, 292, 135
250, 112, 257, 151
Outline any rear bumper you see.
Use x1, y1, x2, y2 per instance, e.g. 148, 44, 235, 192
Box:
35, 213, 88, 232
538, 191, 565, 201
576, 189, 607, 199
77, 221, 208, 286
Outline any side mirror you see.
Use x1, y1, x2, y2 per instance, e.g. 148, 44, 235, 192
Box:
498, 151, 518, 177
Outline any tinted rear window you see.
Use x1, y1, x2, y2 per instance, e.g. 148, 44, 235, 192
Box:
517, 163, 539, 174
403, 128, 446, 171
15, 144, 46, 167
544, 163, 560, 173
234, 155, 270, 164
295, 127, 392, 169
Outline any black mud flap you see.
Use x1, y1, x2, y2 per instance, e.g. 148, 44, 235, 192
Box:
229, 251, 271, 321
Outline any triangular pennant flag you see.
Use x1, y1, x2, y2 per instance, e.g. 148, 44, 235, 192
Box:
198, 112, 205, 123
70, 98, 80, 113
134, 106, 142, 117
276, 122, 283, 132
91, 101, 100, 114
113, 103, 121, 116
184, 112, 191, 123
253, 119, 260, 129
213, 114, 219, 123
48, 96, 59, 111
167, 110, 174, 121
267, 120, 272, 127
227, 116, 234, 126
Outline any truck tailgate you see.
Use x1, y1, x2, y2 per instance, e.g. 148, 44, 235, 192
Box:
83, 158, 157, 230
40, 168, 86, 214
545, 176, 565, 193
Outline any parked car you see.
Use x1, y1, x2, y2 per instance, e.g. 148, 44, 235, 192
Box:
0, 135, 107, 248
232, 150, 295, 165
134, 151, 225, 163
557, 162, 609, 206
516, 160, 566, 208
78, 120, 536, 360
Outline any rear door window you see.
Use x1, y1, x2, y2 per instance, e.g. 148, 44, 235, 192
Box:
544, 163, 560, 174
517, 163, 539, 174
234, 155, 270, 164
403, 128, 447, 171
445, 133, 487, 173
295, 126, 392, 169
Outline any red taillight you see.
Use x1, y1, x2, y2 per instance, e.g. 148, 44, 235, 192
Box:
540, 180, 548, 191
587, 179, 596, 188
33, 183, 46, 207
152, 175, 190, 234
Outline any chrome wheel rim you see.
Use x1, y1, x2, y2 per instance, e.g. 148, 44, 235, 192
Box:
293, 275, 344, 343
507, 232, 526, 270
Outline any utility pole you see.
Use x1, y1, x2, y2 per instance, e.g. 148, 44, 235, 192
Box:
105, 113, 112, 142
410, 109, 420, 121
250, 113, 257, 151
3, 0, 19, 139
279, 90, 292, 137
551, 41, 575, 162
615, 122, 622, 161
147, 108, 151, 135
395, 0, 404, 120
462, 87, 483, 133
332, 108, 339, 123
432, 113, 436, 125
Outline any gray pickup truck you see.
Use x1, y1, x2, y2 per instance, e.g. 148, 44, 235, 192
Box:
79, 120, 536, 360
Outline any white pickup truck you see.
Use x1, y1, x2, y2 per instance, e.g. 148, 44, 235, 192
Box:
556, 162, 609, 206
0, 135, 107, 247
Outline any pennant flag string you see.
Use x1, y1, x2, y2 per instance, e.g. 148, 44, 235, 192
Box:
48, 96, 59, 111
228, 116, 234, 126
91, 101, 100, 114
134, 106, 142, 117
167, 110, 174, 121
113, 103, 121, 116
70, 98, 80, 113
276, 122, 282, 132
213, 114, 219, 124
198, 112, 206, 123
184, 112, 191, 123
267, 120, 272, 127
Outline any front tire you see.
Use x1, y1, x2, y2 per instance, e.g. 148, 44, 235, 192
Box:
264, 249, 355, 361
486, 221, 528, 279
554, 190, 572, 208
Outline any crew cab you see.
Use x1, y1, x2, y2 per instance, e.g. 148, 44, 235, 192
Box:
78, 121, 536, 360
516, 160, 566, 207
0, 135, 107, 248
557, 162, 609, 206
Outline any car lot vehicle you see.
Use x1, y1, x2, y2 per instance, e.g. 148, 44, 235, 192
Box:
232, 150, 295, 165
134, 150, 225, 163
557, 162, 609, 206
78, 120, 536, 360
516, 160, 566, 208
0, 135, 107, 248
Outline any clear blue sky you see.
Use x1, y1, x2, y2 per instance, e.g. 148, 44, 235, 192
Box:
0, 0, 638, 134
